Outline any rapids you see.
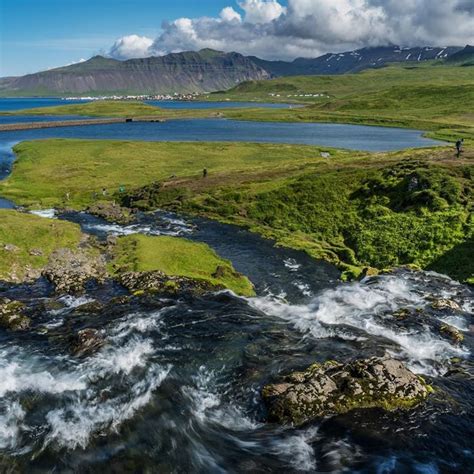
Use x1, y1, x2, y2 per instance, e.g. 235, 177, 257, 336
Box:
0, 209, 472, 472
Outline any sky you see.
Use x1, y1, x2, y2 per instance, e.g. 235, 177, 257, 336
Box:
1, 0, 473, 77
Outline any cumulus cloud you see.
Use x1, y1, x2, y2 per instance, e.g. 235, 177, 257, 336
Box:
108, 0, 474, 61
108, 34, 154, 60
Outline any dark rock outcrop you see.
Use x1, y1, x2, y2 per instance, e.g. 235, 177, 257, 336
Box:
117, 270, 224, 296
86, 201, 133, 225
0, 298, 31, 331
262, 357, 431, 425
43, 248, 106, 293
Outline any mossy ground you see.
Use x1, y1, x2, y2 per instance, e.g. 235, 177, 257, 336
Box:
0, 210, 84, 281
109, 234, 255, 296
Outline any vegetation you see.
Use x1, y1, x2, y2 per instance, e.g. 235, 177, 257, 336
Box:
1, 138, 472, 282
0, 210, 84, 281
109, 234, 255, 296
0, 139, 347, 208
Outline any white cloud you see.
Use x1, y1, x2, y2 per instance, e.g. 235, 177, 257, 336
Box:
107, 0, 474, 61
108, 34, 153, 60
238, 0, 286, 24
220, 7, 242, 22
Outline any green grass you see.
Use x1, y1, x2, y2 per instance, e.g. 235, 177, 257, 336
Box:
2, 137, 472, 282
175, 157, 473, 282
109, 234, 255, 296
217, 63, 474, 141
0, 210, 84, 281
0, 139, 348, 208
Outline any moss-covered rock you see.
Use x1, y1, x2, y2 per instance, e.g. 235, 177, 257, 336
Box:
86, 201, 134, 225
0, 298, 31, 331
262, 357, 431, 425
440, 324, 464, 344
431, 298, 462, 311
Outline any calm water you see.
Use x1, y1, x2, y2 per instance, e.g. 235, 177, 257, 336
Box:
0, 119, 442, 151
0, 98, 291, 112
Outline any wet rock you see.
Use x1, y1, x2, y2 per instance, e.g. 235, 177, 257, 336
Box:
117, 270, 224, 296
43, 248, 106, 294
358, 267, 380, 280
0, 297, 31, 331
71, 328, 105, 356
440, 324, 464, 344
262, 357, 431, 425
431, 298, 462, 312
73, 301, 105, 314
86, 201, 133, 225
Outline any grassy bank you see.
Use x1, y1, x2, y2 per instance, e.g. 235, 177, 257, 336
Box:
0, 210, 84, 282
109, 234, 255, 296
1, 138, 472, 282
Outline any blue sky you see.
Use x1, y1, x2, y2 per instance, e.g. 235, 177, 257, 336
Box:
1, 0, 472, 77
0, 0, 255, 76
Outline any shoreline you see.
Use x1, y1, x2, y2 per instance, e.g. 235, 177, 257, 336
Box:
0, 117, 170, 132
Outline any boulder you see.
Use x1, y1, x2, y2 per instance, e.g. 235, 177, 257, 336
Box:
440, 324, 464, 344
43, 248, 106, 294
262, 357, 431, 425
86, 201, 133, 225
71, 328, 105, 356
431, 298, 462, 312
0, 298, 31, 331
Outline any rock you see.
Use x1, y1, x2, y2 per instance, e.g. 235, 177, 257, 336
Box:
117, 270, 224, 296
42, 248, 106, 294
86, 201, 133, 225
440, 324, 464, 344
431, 298, 462, 312
71, 328, 105, 356
73, 301, 104, 314
262, 357, 431, 425
358, 267, 380, 280
0, 297, 31, 331
29, 248, 43, 257
3, 243, 19, 253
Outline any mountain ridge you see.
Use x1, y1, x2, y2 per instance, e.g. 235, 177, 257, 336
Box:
0, 46, 469, 97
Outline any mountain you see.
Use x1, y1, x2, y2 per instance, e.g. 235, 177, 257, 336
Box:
0, 46, 467, 97
445, 45, 474, 66
254, 46, 463, 76
0, 49, 271, 97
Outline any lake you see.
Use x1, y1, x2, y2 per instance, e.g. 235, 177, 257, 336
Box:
0, 98, 293, 112
0, 118, 442, 152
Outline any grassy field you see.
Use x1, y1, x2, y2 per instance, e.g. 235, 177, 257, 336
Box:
219, 63, 474, 141
1, 138, 472, 282
0, 139, 349, 208
109, 234, 255, 296
0, 210, 84, 282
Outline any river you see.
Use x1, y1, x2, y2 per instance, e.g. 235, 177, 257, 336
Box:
0, 111, 472, 472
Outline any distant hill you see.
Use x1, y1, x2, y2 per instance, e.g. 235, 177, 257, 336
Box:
445, 45, 474, 66
0, 46, 468, 97
254, 46, 463, 76
0, 49, 271, 97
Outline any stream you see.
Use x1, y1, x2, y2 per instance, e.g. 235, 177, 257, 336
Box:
0, 117, 472, 472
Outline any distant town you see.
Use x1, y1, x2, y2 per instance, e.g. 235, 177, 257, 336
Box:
63, 93, 202, 101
